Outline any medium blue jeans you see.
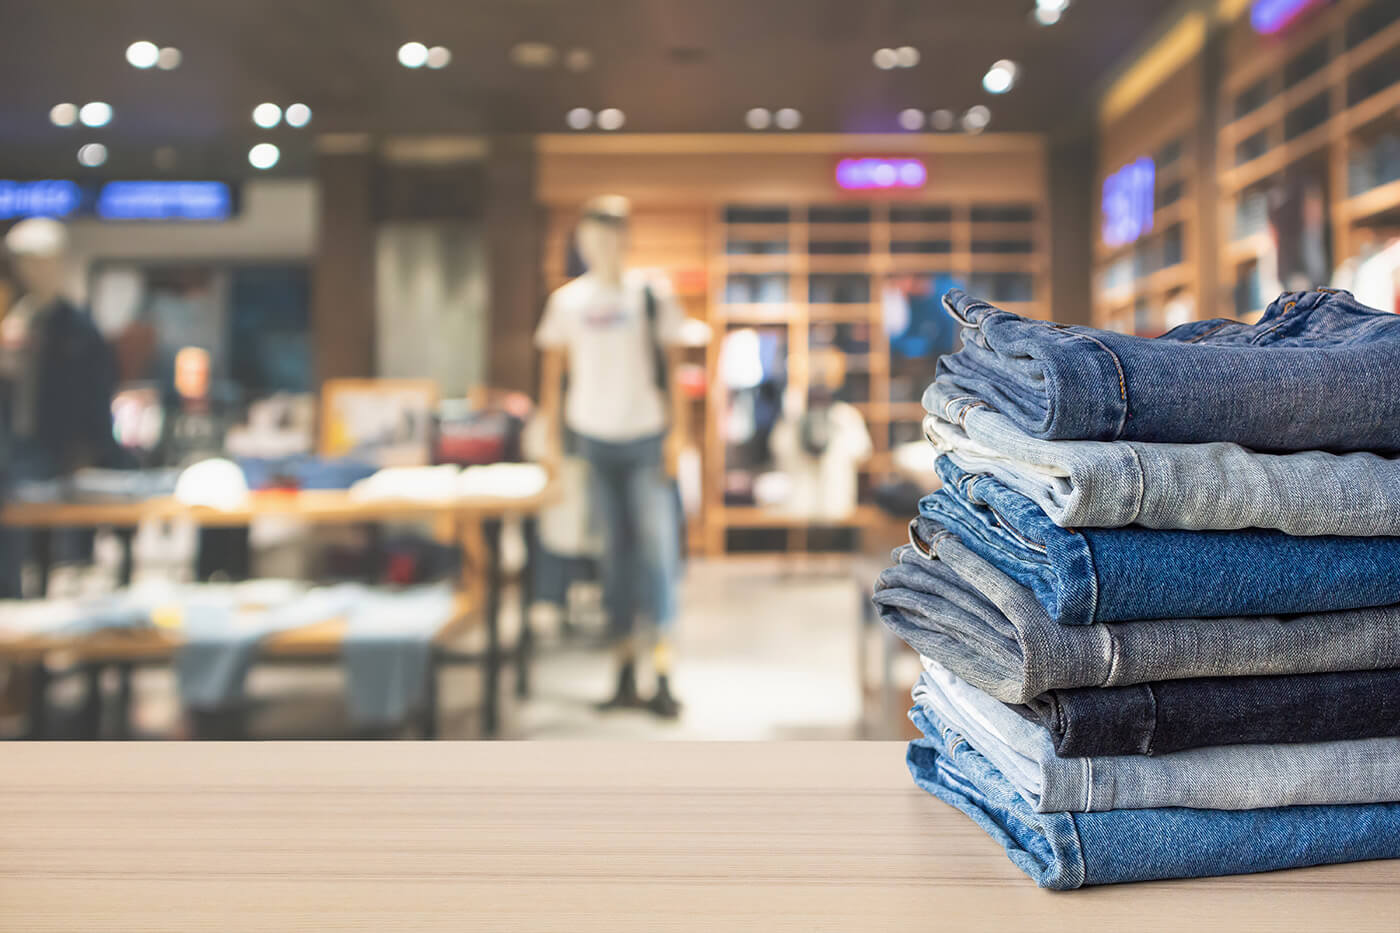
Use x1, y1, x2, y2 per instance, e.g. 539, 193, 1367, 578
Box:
576, 432, 679, 641
907, 704, 1400, 888
932, 287, 1400, 452
922, 456, 1400, 625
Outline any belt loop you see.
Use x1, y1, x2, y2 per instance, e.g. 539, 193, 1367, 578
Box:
908, 519, 936, 559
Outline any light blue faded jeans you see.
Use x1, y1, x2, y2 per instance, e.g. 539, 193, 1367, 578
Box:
906, 703, 1400, 888
874, 521, 1400, 704
576, 432, 679, 641
924, 380, 1400, 536
915, 660, 1400, 812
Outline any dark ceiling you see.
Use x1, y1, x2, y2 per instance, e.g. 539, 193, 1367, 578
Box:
0, 0, 1175, 177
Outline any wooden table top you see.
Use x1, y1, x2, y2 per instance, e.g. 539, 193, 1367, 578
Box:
3, 742, 1396, 932
0, 486, 554, 527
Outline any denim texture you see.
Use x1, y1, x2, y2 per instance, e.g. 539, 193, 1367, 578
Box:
577, 432, 680, 637
874, 523, 1400, 704
924, 381, 1400, 535
922, 457, 1400, 625
1020, 667, 1400, 758
931, 287, 1400, 452
907, 704, 1400, 889
915, 661, 1400, 812
342, 584, 457, 727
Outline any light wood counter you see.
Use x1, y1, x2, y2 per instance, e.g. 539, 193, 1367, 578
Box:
2, 742, 1397, 931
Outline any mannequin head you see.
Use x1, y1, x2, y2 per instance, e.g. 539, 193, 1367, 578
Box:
575, 194, 630, 283
4, 217, 70, 306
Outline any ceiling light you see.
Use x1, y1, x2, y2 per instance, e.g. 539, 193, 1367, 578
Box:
983, 59, 1019, 95
566, 107, 593, 130
426, 46, 451, 69
898, 108, 926, 131
1034, 7, 1062, 25
596, 108, 626, 131
963, 105, 991, 133
564, 48, 594, 72
157, 46, 182, 70
930, 109, 955, 131
50, 103, 78, 127
775, 108, 802, 130
398, 42, 429, 68
1038, 0, 1070, 12
79, 102, 113, 127
285, 103, 312, 128
873, 48, 898, 70
77, 143, 108, 168
248, 143, 280, 170
126, 40, 159, 69
510, 42, 557, 68
252, 102, 282, 128
895, 46, 920, 68
746, 107, 772, 130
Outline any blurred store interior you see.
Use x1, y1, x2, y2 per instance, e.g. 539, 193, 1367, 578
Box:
2, 0, 1397, 741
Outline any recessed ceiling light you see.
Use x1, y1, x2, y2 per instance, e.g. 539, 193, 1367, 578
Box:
252, 102, 282, 128
775, 108, 802, 130
873, 47, 898, 70
248, 143, 280, 170
426, 45, 451, 69
566, 107, 593, 130
596, 108, 626, 131
157, 46, 182, 70
1034, 7, 1062, 25
50, 103, 78, 127
982, 60, 1019, 95
930, 109, 955, 131
510, 42, 557, 68
285, 103, 312, 128
77, 143, 108, 168
963, 105, 991, 133
126, 40, 159, 69
898, 108, 926, 131
565, 48, 594, 72
398, 42, 429, 68
746, 107, 772, 130
895, 46, 920, 68
79, 102, 113, 127
1038, 0, 1070, 12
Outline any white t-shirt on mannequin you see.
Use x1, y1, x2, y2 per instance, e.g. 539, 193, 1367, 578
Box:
535, 269, 684, 442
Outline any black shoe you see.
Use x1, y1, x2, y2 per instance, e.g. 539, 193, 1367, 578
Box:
646, 675, 683, 719
596, 661, 642, 712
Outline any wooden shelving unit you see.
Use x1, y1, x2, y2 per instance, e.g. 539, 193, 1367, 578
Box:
1216, 0, 1400, 318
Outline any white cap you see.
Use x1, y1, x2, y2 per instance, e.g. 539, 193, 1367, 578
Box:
4, 217, 70, 258
175, 458, 250, 512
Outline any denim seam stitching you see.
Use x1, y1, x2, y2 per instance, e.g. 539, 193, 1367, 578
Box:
1251, 299, 1299, 345
1142, 683, 1158, 756
1102, 626, 1122, 687
1183, 320, 1231, 344
1123, 444, 1147, 526
1050, 330, 1129, 439
1082, 757, 1093, 813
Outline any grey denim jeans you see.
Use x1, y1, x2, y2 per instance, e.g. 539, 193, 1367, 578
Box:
874, 519, 1400, 704
916, 660, 1400, 812
923, 380, 1400, 535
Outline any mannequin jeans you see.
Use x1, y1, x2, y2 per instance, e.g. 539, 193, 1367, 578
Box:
575, 432, 679, 642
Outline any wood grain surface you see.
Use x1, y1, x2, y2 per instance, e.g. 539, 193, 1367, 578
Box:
2, 742, 1397, 932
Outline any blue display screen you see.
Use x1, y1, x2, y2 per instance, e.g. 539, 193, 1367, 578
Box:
96, 181, 234, 221
0, 180, 83, 219
1251, 0, 1328, 34
1101, 157, 1155, 249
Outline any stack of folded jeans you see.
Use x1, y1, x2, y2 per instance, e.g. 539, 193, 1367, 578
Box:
874, 287, 1400, 889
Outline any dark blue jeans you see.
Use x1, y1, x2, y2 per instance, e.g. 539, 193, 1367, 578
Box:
575, 432, 679, 642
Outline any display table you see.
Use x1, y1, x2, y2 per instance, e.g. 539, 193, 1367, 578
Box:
0, 484, 555, 738
1, 742, 1395, 932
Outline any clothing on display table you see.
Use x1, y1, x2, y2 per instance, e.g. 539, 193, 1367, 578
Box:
932, 287, 1400, 452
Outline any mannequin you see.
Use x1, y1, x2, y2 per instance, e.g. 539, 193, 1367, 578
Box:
1, 218, 122, 596
535, 195, 687, 718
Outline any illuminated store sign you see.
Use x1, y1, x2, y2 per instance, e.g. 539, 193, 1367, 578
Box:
1101, 156, 1155, 248
1250, 0, 1330, 34
0, 179, 236, 221
836, 157, 928, 191
97, 181, 233, 221
0, 180, 83, 219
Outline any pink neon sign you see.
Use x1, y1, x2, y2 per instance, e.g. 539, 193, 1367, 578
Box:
836, 157, 928, 190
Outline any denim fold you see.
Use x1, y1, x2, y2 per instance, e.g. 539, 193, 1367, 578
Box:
907, 704, 1400, 889
915, 661, 1400, 812
1021, 668, 1400, 758
923, 380, 1400, 535
874, 522, 1400, 704
922, 456, 1400, 625
931, 287, 1400, 452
